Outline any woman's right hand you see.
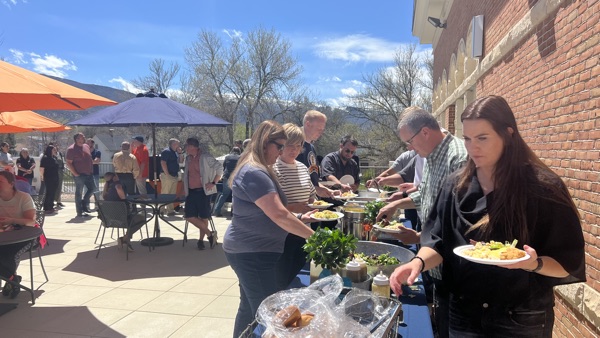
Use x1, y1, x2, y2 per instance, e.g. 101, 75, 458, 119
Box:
390, 260, 422, 296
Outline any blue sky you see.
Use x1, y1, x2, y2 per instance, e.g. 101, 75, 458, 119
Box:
1, 0, 429, 106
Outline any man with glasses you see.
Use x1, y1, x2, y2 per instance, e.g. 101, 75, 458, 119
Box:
376, 107, 466, 338
66, 132, 96, 218
321, 135, 361, 192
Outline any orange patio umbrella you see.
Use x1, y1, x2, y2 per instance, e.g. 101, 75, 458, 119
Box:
0, 60, 117, 111
0, 110, 71, 133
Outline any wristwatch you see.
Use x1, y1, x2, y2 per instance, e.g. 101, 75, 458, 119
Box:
402, 191, 409, 198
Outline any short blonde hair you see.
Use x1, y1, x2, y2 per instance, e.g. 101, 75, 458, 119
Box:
282, 123, 304, 146
303, 110, 327, 125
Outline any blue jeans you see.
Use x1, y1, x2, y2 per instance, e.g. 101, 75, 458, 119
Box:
225, 251, 282, 338
213, 183, 231, 215
74, 174, 96, 215
449, 295, 554, 338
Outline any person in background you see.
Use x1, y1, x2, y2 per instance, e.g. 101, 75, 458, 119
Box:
242, 138, 251, 152
66, 132, 95, 218
51, 143, 66, 208
131, 136, 149, 195
39, 145, 59, 215
86, 138, 101, 189
159, 138, 184, 216
213, 146, 241, 217
390, 95, 586, 338
102, 172, 145, 252
366, 150, 416, 188
234, 139, 243, 149
112, 141, 139, 196
182, 138, 222, 250
0, 171, 36, 299
16, 148, 35, 185
223, 121, 316, 337
0, 142, 14, 170
273, 123, 317, 289
320, 135, 361, 193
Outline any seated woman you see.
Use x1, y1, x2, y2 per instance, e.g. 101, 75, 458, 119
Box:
102, 172, 145, 252
0, 171, 36, 299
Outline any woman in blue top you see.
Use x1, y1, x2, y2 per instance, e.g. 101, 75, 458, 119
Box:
223, 120, 316, 337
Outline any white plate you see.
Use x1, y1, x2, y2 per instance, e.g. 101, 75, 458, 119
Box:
340, 175, 355, 185
307, 202, 333, 209
334, 194, 358, 200
319, 181, 337, 187
373, 222, 407, 233
453, 244, 531, 266
309, 211, 344, 221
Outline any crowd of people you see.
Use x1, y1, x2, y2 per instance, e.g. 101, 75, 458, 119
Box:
221, 96, 585, 338
0, 95, 586, 337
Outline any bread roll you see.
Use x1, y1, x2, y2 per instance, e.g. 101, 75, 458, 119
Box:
275, 305, 301, 327
297, 313, 315, 327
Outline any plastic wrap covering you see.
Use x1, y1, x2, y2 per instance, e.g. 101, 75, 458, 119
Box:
256, 275, 400, 338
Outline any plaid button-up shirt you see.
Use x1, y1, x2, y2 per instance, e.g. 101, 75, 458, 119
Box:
409, 133, 467, 279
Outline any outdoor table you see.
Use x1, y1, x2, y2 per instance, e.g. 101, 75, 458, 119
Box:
0, 226, 43, 304
126, 194, 186, 248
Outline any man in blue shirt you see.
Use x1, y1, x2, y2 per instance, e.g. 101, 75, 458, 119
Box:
160, 138, 183, 215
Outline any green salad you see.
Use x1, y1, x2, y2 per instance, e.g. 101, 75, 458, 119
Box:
352, 252, 400, 266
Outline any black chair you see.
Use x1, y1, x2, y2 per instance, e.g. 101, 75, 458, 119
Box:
33, 209, 49, 283
96, 200, 148, 260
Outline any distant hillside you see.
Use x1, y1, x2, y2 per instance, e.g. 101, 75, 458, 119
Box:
35, 76, 136, 122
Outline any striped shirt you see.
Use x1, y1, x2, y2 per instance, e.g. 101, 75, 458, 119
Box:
273, 158, 316, 204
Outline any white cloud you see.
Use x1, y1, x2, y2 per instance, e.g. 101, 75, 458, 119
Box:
341, 87, 358, 96
8, 49, 77, 78
2, 0, 22, 9
313, 34, 402, 63
109, 77, 143, 94
223, 29, 243, 40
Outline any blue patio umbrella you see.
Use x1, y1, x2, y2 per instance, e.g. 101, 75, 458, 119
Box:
68, 91, 231, 195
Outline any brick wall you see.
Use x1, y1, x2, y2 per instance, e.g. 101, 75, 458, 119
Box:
428, 0, 600, 336
444, 105, 456, 134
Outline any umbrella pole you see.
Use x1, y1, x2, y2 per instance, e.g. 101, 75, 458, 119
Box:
152, 124, 159, 199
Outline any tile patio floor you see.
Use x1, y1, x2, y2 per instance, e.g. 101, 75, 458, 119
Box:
0, 202, 239, 337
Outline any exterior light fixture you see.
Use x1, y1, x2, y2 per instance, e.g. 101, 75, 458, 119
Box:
427, 16, 446, 29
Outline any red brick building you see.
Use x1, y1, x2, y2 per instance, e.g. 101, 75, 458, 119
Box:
412, 0, 599, 336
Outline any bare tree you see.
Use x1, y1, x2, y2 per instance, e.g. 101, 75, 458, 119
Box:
184, 27, 304, 146
131, 58, 180, 94
347, 43, 430, 164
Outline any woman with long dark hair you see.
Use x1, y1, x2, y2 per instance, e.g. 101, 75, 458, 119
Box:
390, 95, 585, 337
39, 145, 59, 215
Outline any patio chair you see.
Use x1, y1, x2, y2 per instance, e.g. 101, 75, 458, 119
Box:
33, 209, 49, 283
96, 200, 148, 260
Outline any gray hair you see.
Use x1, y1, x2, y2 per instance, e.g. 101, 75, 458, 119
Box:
398, 107, 440, 133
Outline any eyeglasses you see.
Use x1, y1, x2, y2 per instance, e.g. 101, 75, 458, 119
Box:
343, 149, 356, 154
405, 127, 424, 145
270, 141, 285, 151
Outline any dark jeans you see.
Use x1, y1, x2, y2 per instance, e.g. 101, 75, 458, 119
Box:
213, 182, 231, 216
74, 174, 96, 215
449, 295, 553, 338
43, 178, 58, 211
225, 251, 282, 338
275, 234, 307, 290
118, 173, 136, 196
0, 241, 31, 279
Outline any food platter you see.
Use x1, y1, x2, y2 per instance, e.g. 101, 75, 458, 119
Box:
453, 245, 530, 266
309, 211, 344, 221
372, 221, 407, 234
334, 193, 358, 200
307, 202, 333, 209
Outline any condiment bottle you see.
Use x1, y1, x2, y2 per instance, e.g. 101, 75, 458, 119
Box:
345, 260, 362, 283
371, 271, 390, 298
354, 257, 368, 282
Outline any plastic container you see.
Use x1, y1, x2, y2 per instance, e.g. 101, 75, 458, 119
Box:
354, 256, 368, 282
371, 271, 390, 298
344, 260, 363, 283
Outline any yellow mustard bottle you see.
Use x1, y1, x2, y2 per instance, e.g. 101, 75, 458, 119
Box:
371, 271, 390, 298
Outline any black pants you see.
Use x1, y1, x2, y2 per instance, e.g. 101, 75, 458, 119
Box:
118, 173, 136, 196
0, 241, 31, 279
43, 178, 58, 211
